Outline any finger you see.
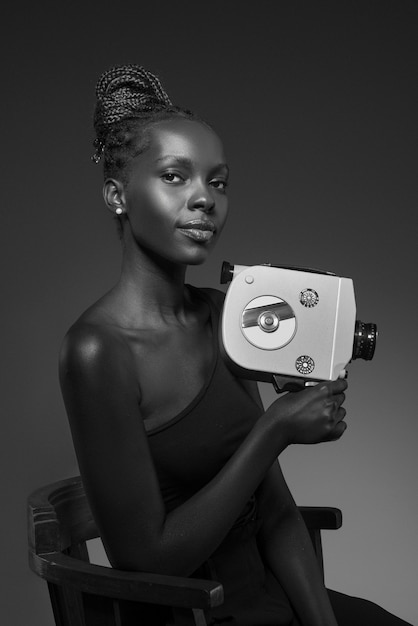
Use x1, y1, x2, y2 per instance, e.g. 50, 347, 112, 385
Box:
329, 378, 348, 395
336, 406, 347, 422
317, 378, 348, 399
328, 419, 347, 441
323, 399, 337, 417
333, 392, 346, 409
324, 401, 346, 426
323, 392, 345, 413
317, 382, 333, 397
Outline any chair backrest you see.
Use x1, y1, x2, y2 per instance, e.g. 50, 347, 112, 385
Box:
28, 476, 224, 626
28, 475, 97, 560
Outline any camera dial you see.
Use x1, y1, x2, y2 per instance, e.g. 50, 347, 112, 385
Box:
241, 296, 296, 350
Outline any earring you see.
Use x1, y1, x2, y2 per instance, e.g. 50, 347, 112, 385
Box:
115, 207, 123, 215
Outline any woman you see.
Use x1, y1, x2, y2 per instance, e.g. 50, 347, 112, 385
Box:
59, 64, 411, 625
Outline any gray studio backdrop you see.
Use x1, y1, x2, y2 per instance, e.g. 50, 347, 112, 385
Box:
3, 2, 417, 624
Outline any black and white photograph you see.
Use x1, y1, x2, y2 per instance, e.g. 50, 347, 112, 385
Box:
3, 2, 417, 624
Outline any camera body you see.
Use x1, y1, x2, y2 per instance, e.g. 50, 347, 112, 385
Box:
220, 262, 376, 391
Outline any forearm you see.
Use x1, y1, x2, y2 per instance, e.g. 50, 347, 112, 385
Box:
259, 509, 338, 626
113, 413, 288, 575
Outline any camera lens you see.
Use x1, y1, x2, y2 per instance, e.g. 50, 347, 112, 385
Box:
352, 320, 378, 361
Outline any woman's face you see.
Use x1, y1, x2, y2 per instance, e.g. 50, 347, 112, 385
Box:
122, 118, 229, 266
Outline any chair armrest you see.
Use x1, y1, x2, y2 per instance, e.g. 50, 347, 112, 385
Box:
29, 551, 223, 610
298, 506, 342, 530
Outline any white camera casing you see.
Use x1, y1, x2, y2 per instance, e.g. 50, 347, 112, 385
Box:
221, 264, 357, 383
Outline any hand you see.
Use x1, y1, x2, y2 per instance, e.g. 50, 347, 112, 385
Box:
267, 379, 348, 445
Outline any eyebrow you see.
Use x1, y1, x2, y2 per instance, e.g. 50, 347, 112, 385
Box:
155, 155, 229, 174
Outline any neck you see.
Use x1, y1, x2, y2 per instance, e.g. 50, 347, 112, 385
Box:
111, 239, 193, 326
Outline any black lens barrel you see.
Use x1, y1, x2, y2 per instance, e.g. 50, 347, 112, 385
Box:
352, 321, 377, 361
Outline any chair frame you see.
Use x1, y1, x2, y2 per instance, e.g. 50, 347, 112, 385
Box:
28, 475, 342, 626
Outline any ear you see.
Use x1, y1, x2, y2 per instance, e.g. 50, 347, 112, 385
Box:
103, 178, 126, 216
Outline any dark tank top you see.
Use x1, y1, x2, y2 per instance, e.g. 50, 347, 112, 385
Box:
144, 287, 300, 626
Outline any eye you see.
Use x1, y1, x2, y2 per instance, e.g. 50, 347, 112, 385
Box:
210, 179, 228, 192
161, 172, 184, 184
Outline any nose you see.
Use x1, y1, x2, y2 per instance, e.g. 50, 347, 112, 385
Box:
188, 182, 215, 213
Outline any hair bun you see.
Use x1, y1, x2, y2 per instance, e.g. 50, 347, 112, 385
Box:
91, 64, 198, 170
95, 64, 172, 127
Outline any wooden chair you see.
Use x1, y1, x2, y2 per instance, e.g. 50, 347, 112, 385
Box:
28, 475, 342, 626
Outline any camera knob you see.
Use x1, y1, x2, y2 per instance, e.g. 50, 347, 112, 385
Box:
258, 311, 280, 333
220, 261, 234, 284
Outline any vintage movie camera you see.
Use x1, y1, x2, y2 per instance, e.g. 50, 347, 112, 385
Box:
220, 261, 377, 392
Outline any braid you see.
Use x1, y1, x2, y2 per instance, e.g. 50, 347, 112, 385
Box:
92, 64, 201, 182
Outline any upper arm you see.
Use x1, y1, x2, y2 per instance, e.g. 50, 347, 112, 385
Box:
58, 324, 165, 567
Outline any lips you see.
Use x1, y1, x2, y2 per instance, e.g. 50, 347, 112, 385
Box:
179, 219, 216, 232
177, 219, 216, 243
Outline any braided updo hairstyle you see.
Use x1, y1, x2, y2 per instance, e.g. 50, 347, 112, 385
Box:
92, 64, 202, 183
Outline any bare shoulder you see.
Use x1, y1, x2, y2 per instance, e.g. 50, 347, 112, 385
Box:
58, 315, 142, 441
59, 316, 134, 384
